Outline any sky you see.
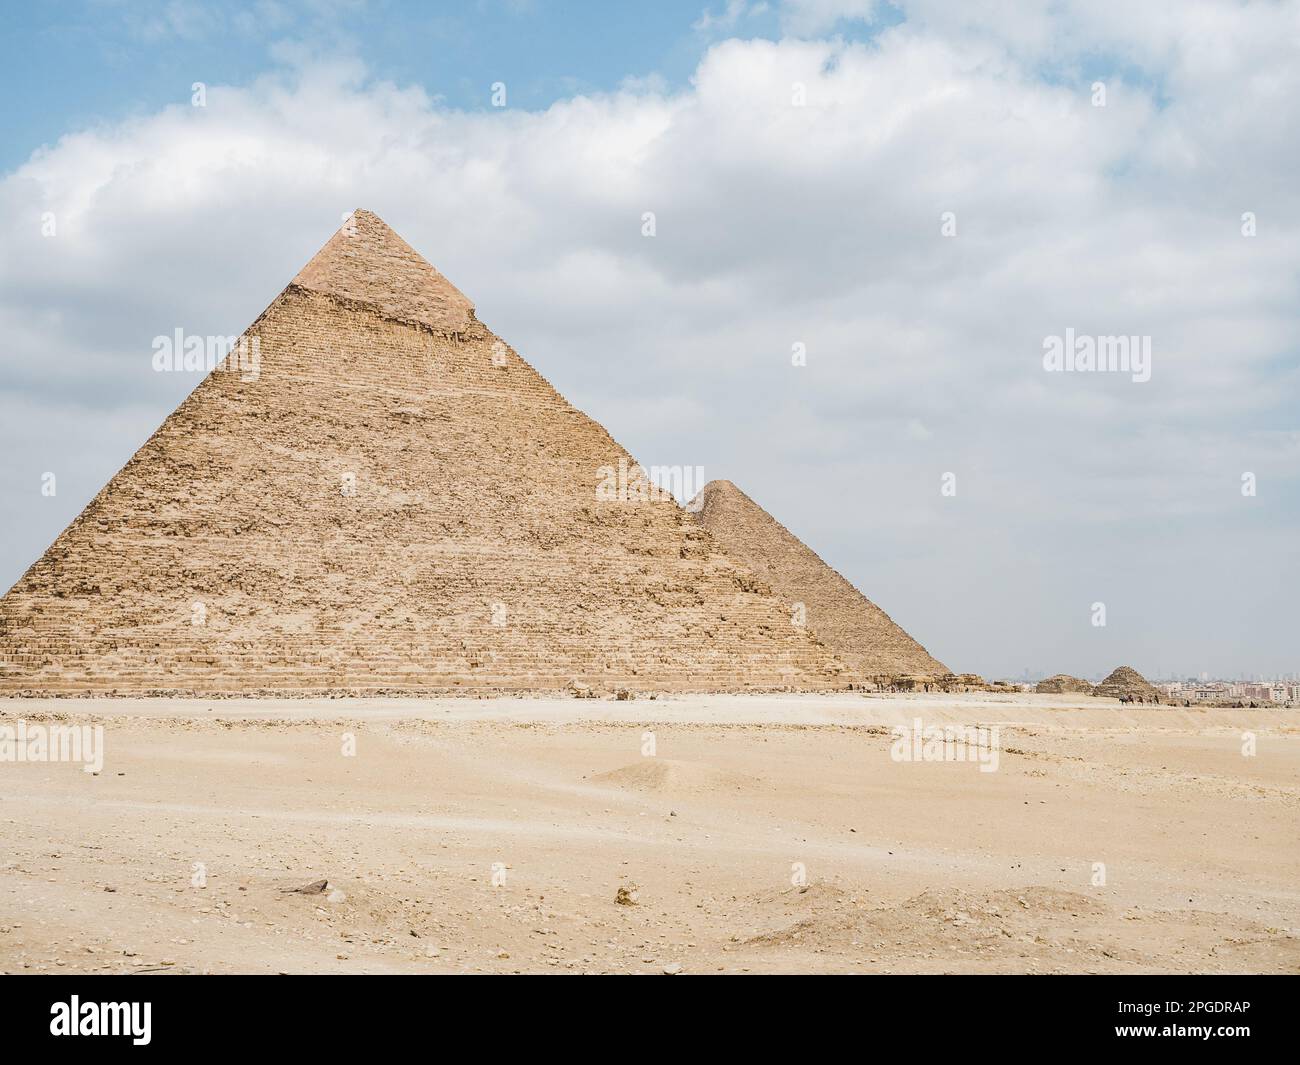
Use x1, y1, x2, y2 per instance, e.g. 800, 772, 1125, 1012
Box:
0, 0, 1297, 681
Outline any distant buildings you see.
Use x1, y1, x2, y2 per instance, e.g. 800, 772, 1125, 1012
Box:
1157, 678, 1299, 705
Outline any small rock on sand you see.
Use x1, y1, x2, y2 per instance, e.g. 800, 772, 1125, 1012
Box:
283, 879, 329, 895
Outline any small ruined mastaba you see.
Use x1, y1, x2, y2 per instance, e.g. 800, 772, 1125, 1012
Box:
0, 210, 846, 695
689, 480, 947, 679
1035, 674, 1094, 694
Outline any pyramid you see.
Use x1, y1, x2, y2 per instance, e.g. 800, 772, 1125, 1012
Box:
688, 480, 946, 679
0, 210, 847, 696
1094, 665, 1159, 702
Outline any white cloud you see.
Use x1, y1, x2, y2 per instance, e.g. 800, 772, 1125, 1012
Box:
2, 4, 1298, 677
779, 0, 880, 36
695, 0, 755, 33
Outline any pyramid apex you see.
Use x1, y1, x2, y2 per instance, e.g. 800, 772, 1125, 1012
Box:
692, 479, 752, 511
292, 209, 477, 335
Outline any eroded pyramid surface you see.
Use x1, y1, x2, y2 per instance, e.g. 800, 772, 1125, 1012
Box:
0, 212, 845, 695
1095, 666, 1159, 701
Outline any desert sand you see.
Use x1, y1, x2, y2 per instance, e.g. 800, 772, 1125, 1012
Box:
2, 691, 1297, 974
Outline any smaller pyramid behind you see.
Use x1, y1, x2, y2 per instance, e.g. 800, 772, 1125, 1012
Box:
689, 480, 946, 679
1095, 666, 1159, 702
1035, 674, 1094, 694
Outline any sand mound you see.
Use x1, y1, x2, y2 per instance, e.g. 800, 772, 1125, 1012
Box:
741, 883, 866, 945
751, 882, 859, 909
908, 886, 1106, 921
589, 758, 762, 795
1035, 674, 1094, 694
741, 883, 1114, 958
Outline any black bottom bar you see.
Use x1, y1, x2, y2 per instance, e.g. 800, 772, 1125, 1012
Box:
2, 974, 1287, 1051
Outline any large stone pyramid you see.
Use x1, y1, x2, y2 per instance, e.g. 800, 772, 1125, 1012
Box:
689, 480, 947, 679
0, 210, 846, 696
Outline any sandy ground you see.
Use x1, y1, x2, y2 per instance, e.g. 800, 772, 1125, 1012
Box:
2, 691, 1297, 975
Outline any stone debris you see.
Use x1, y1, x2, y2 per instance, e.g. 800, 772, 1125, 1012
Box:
283, 880, 329, 895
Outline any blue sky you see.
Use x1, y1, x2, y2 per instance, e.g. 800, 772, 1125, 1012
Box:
0, 1, 1296, 680
1, 1, 902, 174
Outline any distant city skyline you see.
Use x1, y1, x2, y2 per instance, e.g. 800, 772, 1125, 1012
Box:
1009, 667, 1300, 684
